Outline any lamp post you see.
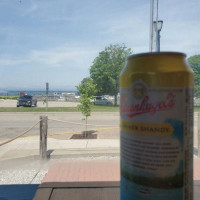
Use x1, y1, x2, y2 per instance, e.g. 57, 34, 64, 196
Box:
149, 0, 154, 52
153, 20, 163, 52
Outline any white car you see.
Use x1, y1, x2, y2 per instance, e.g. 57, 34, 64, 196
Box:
93, 96, 113, 105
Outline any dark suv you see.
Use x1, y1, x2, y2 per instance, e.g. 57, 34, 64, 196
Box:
17, 95, 37, 107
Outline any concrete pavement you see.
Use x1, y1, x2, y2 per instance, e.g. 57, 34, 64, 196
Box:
0, 131, 200, 182
0, 137, 120, 162
0, 128, 200, 200
0, 129, 120, 186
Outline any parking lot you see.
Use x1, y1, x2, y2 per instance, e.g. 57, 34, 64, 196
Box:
0, 99, 79, 108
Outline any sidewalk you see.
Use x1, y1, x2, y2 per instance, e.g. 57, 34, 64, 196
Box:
0, 131, 200, 199
0, 135, 200, 180
0, 137, 120, 161
0, 135, 120, 186
194, 156, 200, 180
0, 135, 120, 199
34, 157, 200, 200
34, 160, 120, 200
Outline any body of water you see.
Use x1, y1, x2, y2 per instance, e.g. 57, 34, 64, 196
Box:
5, 90, 78, 96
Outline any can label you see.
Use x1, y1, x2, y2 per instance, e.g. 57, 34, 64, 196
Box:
120, 81, 193, 200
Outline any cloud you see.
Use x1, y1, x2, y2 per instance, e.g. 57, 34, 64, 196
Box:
100, 3, 149, 35
0, 58, 28, 66
42, 16, 74, 22
101, 18, 141, 35
0, 45, 98, 69
29, 45, 98, 68
21, 1, 38, 16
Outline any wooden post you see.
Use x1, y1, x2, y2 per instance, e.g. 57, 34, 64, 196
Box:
40, 115, 48, 160
198, 113, 200, 157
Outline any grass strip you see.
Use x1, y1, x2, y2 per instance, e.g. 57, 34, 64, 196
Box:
194, 106, 200, 112
1, 106, 198, 112
0, 105, 119, 112
0, 96, 19, 100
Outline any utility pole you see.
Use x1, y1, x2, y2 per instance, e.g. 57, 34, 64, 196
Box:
150, 0, 163, 52
46, 83, 49, 112
149, 0, 154, 52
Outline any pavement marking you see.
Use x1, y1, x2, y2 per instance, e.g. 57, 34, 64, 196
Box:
48, 126, 119, 136
0, 127, 119, 143
48, 118, 119, 127
48, 130, 83, 136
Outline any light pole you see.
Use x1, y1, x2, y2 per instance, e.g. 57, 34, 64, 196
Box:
149, 0, 154, 52
153, 20, 163, 52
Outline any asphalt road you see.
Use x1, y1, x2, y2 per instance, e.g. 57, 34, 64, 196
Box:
0, 100, 198, 148
0, 112, 120, 140
0, 111, 198, 148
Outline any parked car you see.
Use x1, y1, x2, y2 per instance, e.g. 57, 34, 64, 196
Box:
93, 96, 113, 105
17, 95, 37, 107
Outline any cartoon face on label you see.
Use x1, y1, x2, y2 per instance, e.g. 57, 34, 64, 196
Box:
132, 82, 147, 100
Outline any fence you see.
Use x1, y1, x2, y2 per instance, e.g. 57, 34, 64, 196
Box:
0, 114, 200, 159
0, 115, 118, 160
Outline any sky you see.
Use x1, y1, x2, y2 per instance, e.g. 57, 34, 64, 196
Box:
0, 0, 200, 91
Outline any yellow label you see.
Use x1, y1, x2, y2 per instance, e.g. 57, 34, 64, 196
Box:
121, 120, 174, 136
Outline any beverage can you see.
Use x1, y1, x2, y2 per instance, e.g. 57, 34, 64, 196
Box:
120, 52, 193, 200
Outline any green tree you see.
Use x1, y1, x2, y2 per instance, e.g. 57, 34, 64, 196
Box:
76, 77, 97, 97
76, 77, 96, 136
77, 94, 91, 136
90, 44, 132, 105
187, 55, 200, 98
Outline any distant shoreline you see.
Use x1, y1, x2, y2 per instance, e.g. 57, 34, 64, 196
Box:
1, 90, 78, 96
